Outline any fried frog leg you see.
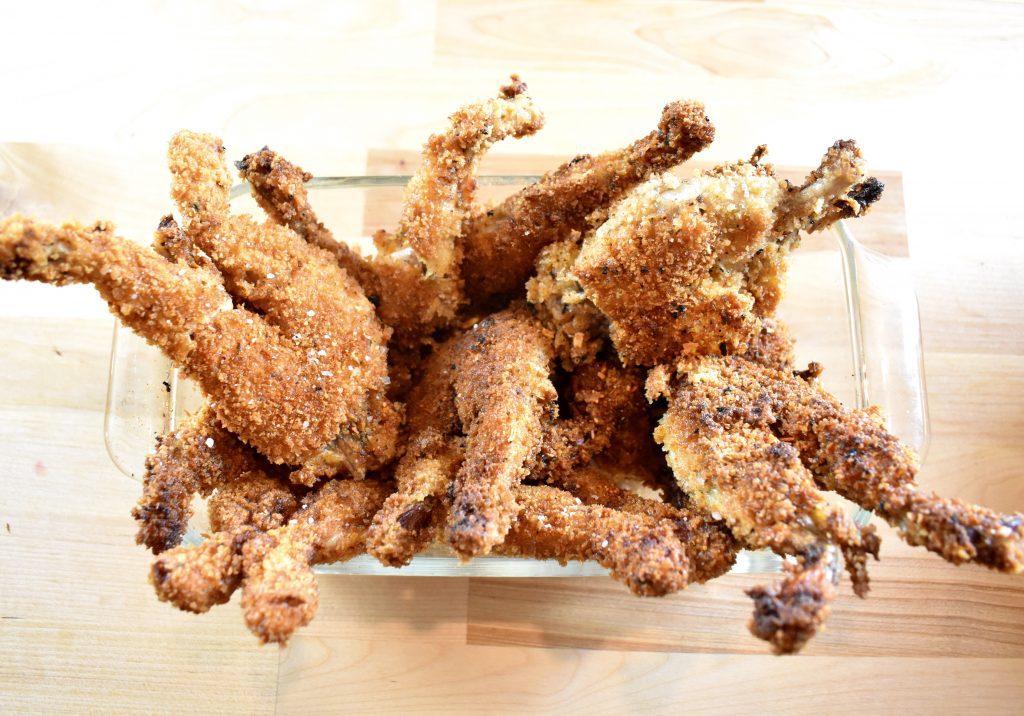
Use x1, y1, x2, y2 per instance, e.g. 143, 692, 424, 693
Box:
240, 478, 390, 643
0, 143, 399, 481
545, 465, 740, 584
497, 484, 689, 596
237, 77, 543, 347
132, 406, 273, 553
151, 478, 388, 644
444, 308, 557, 557
462, 100, 716, 305
149, 468, 300, 615
724, 355, 1024, 572
167, 131, 400, 483
650, 357, 880, 596
366, 338, 464, 567
570, 141, 884, 365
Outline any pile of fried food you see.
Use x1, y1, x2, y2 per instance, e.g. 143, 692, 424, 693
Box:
3, 76, 1022, 654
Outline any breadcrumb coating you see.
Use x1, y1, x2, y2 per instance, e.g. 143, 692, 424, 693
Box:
397, 74, 544, 279
207, 471, 299, 535
132, 406, 270, 553
234, 147, 365, 277
168, 131, 399, 481
151, 529, 253, 614
651, 356, 879, 595
445, 307, 557, 557
747, 545, 840, 655
548, 465, 739, 584
530, 359, 660, 488
240, 478, 390, 643
150, 478, 388, 643
728, 356, 1024, 573
463, 100, 715, 305
366, 339, 464, 567
574, 142, 882, 365
498, 484, 690, 596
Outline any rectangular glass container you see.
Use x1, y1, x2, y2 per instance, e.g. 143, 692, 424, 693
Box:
105, 175, 929, 576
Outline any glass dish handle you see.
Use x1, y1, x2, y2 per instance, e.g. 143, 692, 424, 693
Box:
838, 222, 930, 457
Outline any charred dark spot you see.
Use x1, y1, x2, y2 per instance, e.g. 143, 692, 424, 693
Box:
162, 380, 171, 393
486, 210, 495, 217
272, 595, 305, 610
152, 562, 171, 586
367, 294, 381, 307
601, 265, 609, 276
158, 214, 176, 230
397, 500, 434, 532
769, 441, 798, 459
795, 362, 823, 381
234, 156, 251, 172
719, 342, 728, 356
849, 177, 884, 209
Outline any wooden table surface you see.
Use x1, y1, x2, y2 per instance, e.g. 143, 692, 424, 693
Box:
2, 1, 1024, 713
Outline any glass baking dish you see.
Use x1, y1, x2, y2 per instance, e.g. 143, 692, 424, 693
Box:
105, 175, 929, 576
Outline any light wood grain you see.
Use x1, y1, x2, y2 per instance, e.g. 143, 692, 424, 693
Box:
2, 0, 1024, 713
277, 641, 1024, 715
466, 548, 1024, 657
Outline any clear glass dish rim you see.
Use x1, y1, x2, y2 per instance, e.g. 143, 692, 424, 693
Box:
106, 175, 930, 577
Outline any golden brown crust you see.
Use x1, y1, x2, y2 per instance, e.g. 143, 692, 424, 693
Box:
168, 131, 398, 478
207, 472, 299, 534
398, 75, 544, 279
740, 318, 796, 371
462, 100, 715, 305
652, 356, 878, 594
445, 308, 556, 557
530, 359, 659, 487
0, 214, 226, 363
151, 478, 388, 643
733, 358, 1024, 573
233, 146, 453, 346
132, 407, 270, 553
498, 484, 690, 596
549, 466, 739, 584
240, 478, 390, 644
234, 147, 362, 271
573, 142, 879, 366
366, 339, 464, 567
151, 529, 253, 614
